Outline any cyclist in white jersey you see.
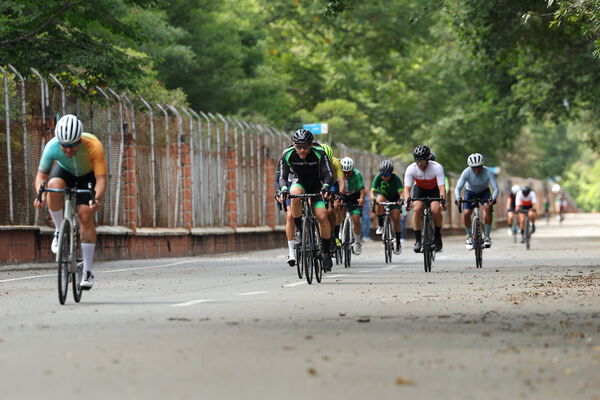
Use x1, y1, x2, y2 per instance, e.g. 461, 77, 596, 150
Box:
516, 186, 537, 242
403, 145, 447, 253
454, 153, 499, 249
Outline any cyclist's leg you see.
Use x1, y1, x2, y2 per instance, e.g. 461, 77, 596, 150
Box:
430, 200, 444, 250
529, 208, 537, 233
375, 194, 387, 233
46, 164, 74, 253
75, 173, 97, 287
290, 183, 305, 234
285, 205, 296, 265
411, 200, 424, 250
517, 209, 526, 232
314, 202, 332, 270
391, 208, 402, 253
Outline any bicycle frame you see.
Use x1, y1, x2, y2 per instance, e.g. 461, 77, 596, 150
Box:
459, 198, 489, 269
340, 201, 360, 268
374, 201, 399, 263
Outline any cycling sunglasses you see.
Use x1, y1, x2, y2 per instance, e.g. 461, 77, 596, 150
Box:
293, 143, 312, 150
381, 173, 392, 177
60, 140, 81, 149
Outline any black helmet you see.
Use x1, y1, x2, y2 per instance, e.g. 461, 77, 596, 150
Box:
292, 129, 314, 144
429, 151, 437, 161
378, 160, 393, 174
413, 145, 431, 160
522, 186, 531, 196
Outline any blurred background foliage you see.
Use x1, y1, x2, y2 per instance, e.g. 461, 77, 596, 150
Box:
1, 0, 599, 209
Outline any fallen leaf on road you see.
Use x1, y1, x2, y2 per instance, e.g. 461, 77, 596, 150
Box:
307, 368, 317, 376
357, 317, 371, 323
167, 317, 191, 322
395, 377, 414, 386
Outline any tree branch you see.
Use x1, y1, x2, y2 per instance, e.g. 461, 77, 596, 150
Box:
0, 1, 86, 47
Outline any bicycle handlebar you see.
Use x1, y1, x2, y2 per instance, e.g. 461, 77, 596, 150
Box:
38, 182, 97, 205
457, 198, 493, 214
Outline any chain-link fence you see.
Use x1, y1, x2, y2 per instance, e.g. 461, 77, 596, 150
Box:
0, 65, 388, 229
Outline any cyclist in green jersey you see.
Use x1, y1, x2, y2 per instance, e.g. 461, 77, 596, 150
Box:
371, 160, 403, 255
340, 157, 366, 255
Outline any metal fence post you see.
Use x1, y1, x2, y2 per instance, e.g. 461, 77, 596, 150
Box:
199, 111, 213, 225
0, 66, 14, 224
208, 113, 222, 225
156, 104, 171, 227
139, 97, 157, 228
242, 122, 256, 225
95, 86, 113, 223
167, 105, 183, 227
180, 107, 195, 227
107, 88, 125, 226
189, 109, 204, 227
48, 73, 66, 116
217, 113, 229, 226
8, 65, 30, 223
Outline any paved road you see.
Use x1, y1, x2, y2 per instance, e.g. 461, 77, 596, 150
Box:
1, 214, 599, 399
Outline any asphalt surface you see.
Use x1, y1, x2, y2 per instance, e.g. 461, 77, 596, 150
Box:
1, 214, 599, 400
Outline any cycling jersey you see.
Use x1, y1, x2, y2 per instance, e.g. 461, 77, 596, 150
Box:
274, 146, 298, 192
371, 173, 403, 201
507, 193, 516, 211
404, 161, 445, 190
343, 169, 364, 195
278, 146, 333, 193
454, 166, 499, 200
38, 133, 107, 177
516, 191, 537, 208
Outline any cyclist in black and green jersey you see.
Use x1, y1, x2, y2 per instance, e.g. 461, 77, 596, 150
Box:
340, 157, 365, 255
278, 129, 334, 271
371, 160, 403, 255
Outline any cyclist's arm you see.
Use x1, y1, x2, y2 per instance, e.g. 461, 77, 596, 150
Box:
278, 157, 291, 191
319, 153, 333, 188
454, 168, 468, 200
34, 170, 50, 207
94, 174, 107, 202
488, 169, 499, 199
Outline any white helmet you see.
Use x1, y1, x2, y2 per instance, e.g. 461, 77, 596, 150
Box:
551, 184, 561, 193
340, 157, 354, 172
55, 114, 83, 145
511, 184, 520, 195
467, 153, 484, 167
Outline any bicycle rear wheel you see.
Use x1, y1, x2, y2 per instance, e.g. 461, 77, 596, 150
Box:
472, 216, 483, 269
296, 243, 303, 279
302, 217, 313, 284
314, 221, 323, 283
56, 220, 71, 305
383, 216, 393, 263
343, 219, 352, 268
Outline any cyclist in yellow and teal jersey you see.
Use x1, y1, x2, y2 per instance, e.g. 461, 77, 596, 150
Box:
318, 143, 345, 254
371, 160, 403, 255
33, 114, 107, 290
340, 157, 366, 255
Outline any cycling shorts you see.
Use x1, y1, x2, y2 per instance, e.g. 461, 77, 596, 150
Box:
49, 163, 96, 206
463, 188, 491, 210
343, 193, 362, 216
291, 181, 326, 209
411, 186, 441, 202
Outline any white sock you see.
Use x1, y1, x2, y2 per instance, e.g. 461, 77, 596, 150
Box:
82, 243, 95, 274
287, 241, 295, 257
354, 232, 361, 243
49, 209, 64, 232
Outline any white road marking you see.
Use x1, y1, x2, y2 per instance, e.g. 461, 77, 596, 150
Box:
283, 281, 306, 287
237, 291, 269, 296
356, 270, 373, 273
171, 299, 215, 307
0, 274, 55, 283
327, 274, 346, 278
1, 259, 201, 284
381, 265, 400, 270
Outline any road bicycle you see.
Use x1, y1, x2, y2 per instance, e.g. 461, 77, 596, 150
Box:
339, 199, 360, 268
409, 197, 444, 272
458, 198, 490, 269
373, 200, 402, 264
38, 182, 95, 304
519, 209, 533, 250
509, 213, 518, 243
286, 193, 325, 284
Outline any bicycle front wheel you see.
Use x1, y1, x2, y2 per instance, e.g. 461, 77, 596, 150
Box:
302, 217, 313, 284
422, 216, 432, 272
525, 215, 531, 250
343, 219, 352, 268
296, 242, 303, 279
472, 216, 483, 269
383, 216, 393, 263
56, 220, 71, 305
314, 221, 323, 283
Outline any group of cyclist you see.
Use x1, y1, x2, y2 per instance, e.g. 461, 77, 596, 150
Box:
275, 128, 545, 268
33, 116, 546, 287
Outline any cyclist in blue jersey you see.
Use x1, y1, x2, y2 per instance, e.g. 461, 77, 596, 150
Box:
454, 153, 499, 249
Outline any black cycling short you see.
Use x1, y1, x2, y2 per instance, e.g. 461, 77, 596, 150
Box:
411, 185, 441, 200
343, 193, 362, 216
49, 163, 96, 206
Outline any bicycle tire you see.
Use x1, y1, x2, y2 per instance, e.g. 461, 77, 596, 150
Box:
473, 214, 482, 269
296, 242, 303, 279
343, 219, 352, 268
314, 219, 323, 283
383, 216, 393, 264
56, 219, 71, 305
73, 260, 83, 302
302, 217, 313, 284
422, 214, 432, 272
525, 215, 531, 250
